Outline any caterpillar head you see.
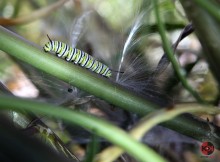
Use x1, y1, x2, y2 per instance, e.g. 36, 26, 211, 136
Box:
44, 42, 52, 52
44, 34, 53, 52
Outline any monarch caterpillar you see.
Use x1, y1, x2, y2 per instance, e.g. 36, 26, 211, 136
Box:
43, 36, 112, 78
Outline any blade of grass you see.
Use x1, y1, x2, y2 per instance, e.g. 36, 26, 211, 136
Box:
83, 134, 100, 162
0, 95, 168, 162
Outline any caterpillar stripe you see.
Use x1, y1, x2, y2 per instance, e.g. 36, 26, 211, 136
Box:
44, 39, 112, 78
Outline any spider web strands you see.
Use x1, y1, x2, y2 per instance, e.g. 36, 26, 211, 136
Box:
1, 26, 220, 147
8, 58, 80, 106
23, 62, 92, 107
27, 73, 91, 107
46, 11, 112, 98
12, 11, 109, 107
34, 11, 95, 105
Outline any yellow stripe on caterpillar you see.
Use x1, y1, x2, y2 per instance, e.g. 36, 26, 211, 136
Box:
44, 36, 112, 78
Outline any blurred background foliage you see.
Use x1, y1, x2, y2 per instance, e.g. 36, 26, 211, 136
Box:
0, 0, 220, 162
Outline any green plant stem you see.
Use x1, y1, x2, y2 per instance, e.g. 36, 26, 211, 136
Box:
0, 82, 79, 161
0, 117, 72, 162
0, 27, 158, 114
0, 95, 167, 162
179, 0, 220, 87
192, 0, 220, 22
0, 26, 220, 148
153, 0, 205, 103
97, 103, 220, 162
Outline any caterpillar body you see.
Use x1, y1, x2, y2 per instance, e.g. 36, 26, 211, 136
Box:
44, 38, 112, 78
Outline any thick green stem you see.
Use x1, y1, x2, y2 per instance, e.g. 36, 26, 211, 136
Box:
192, 0, 220, 22
0, 26, 220, 148
179, 0, 220, 86
0, 95, 167, 162
0, 26, 156, 115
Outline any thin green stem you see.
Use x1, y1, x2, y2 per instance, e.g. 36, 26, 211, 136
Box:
0, 95, 167, 162
96, 103, 220, 162
192, 0, 220, 22
0, 26, 220, 148
153, 0, 205, 103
